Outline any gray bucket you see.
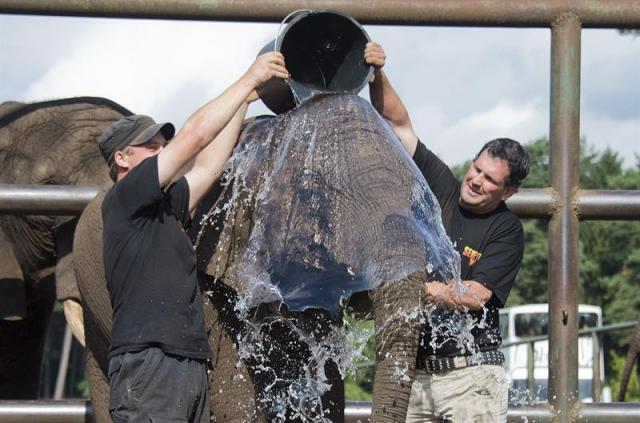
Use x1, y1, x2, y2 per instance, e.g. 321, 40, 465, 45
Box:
257, 9, 373, 114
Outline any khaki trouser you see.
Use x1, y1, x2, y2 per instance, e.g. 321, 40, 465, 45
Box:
405, 364, 508, 423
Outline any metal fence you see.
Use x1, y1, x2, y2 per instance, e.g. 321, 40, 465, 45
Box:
2, 1, 640, 421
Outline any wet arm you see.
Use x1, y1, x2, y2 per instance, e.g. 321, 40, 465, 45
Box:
184, 101, 249, 213
157, 52, 288, 188
365, 42, 419, 155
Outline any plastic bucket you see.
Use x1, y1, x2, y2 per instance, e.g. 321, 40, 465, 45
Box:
257, 9, 372, 114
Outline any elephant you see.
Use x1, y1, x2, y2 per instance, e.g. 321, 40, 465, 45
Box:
618, 320, 640, 401
0, 97, 130, 399
72, 93, 459, 422
191, 93, 458, 422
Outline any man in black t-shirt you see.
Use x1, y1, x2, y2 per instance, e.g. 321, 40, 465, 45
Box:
365, 42, 529, 422
98, 52, 289, 423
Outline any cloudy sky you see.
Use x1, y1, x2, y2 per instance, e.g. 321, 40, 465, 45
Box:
1, 14, 639, 169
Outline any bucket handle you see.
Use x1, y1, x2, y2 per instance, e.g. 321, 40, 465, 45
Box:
274, 9, 313, 51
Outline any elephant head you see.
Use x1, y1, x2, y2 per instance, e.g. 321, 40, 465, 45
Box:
0, 97, 130, 399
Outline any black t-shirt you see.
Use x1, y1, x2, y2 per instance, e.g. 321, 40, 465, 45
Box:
412, 141, 524, 357
102, 155, 211, 359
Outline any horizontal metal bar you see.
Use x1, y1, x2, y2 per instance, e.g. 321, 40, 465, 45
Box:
0, 184, 100, 215
507, 404, 553, 422
0, 401, 87, 423
501, 321, 638, 348
506, 189, 640, 220
1, 0, 640, 28
345, 401, 372, 422
577, 403, 640, 422
577, 190, 640, 220
1, 400, 639, 422
506, 188, 554, 219
2, 185, 640, 221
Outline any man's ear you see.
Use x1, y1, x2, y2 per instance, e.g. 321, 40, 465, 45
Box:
501, 185, 518, 201
114, 150, 129, 170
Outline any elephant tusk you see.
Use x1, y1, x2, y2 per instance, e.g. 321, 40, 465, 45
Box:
63, 299, 86, 347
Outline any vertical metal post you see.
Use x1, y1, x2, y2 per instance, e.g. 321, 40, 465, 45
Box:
548, 12, 582, 422
53, 324, 72, 400
528, 341, 536, 394
592, 332, 602, 402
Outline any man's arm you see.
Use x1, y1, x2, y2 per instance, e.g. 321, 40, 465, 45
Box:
184, 100, 248, 213
157, 52, 288, 188
424, 280, 493, 311
365, 41, 419, 155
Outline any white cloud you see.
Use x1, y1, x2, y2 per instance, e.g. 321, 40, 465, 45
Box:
22, 19, 276, 126
2, 17, 639, 168
429, 99, 547, 164
582, 112, 640, 163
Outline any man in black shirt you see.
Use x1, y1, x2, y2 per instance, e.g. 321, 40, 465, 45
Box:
365, 42, 529, 422
98, 52, 289, 423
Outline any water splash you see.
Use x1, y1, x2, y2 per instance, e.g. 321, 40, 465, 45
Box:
195, 94, 467, 420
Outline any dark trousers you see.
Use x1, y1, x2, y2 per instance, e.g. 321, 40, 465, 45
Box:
108, 347, 209, 423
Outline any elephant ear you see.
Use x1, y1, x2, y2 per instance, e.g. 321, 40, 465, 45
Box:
0, 228, 25, 320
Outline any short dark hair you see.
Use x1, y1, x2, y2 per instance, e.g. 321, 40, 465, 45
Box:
475, 138, 529, 188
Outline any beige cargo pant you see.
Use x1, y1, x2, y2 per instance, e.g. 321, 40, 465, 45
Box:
405, 364, 508, 422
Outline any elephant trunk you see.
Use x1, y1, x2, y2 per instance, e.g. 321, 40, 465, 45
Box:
371, 271, 425, 422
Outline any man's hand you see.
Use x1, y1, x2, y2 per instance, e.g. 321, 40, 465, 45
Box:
364, 41, 386, 83
365, 41, 386, 68
243, 51, 290, 89
424, 281, 460, 309
424, 280, 493, 311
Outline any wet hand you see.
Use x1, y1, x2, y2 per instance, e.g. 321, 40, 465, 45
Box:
364, 41, 386, 68
424, 281, 459, 309
245, 51, 290, 88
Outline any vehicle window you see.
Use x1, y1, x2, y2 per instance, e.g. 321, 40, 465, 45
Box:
579, 312, 599, 330
515, 312, 549, 337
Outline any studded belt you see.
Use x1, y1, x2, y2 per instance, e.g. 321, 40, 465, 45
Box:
417, 350, 505, 374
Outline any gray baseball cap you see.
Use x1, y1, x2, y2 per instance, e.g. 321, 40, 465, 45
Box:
99, 114, 175, 168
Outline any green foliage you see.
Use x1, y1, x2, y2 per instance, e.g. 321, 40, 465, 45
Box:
606, 349, 640, 402
344, 318, 375, 401
507, 136, 640, 376
76, 378, 90, 398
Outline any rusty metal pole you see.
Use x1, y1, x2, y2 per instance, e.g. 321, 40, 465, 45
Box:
548, 12, 581, 422
2, 0, 640, 28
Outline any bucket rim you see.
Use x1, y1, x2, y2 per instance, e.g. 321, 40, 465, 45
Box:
272, 9, 374, 97
273, 9, 372, 52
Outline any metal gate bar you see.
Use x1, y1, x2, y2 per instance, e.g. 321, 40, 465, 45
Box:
548, 12, 582, 422
0, 0, 640, 27
3, 1, 640, 421
4, 401, 640, 423
5, 185, 640, 221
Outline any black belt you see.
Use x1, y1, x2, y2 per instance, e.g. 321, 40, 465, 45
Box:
417, 350, 505, 374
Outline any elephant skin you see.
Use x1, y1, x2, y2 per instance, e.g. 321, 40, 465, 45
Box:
195, 94, 457, 422
0, 97, 130, 399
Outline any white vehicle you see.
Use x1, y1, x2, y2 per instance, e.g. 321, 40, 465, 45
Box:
499, 303, 609, 403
